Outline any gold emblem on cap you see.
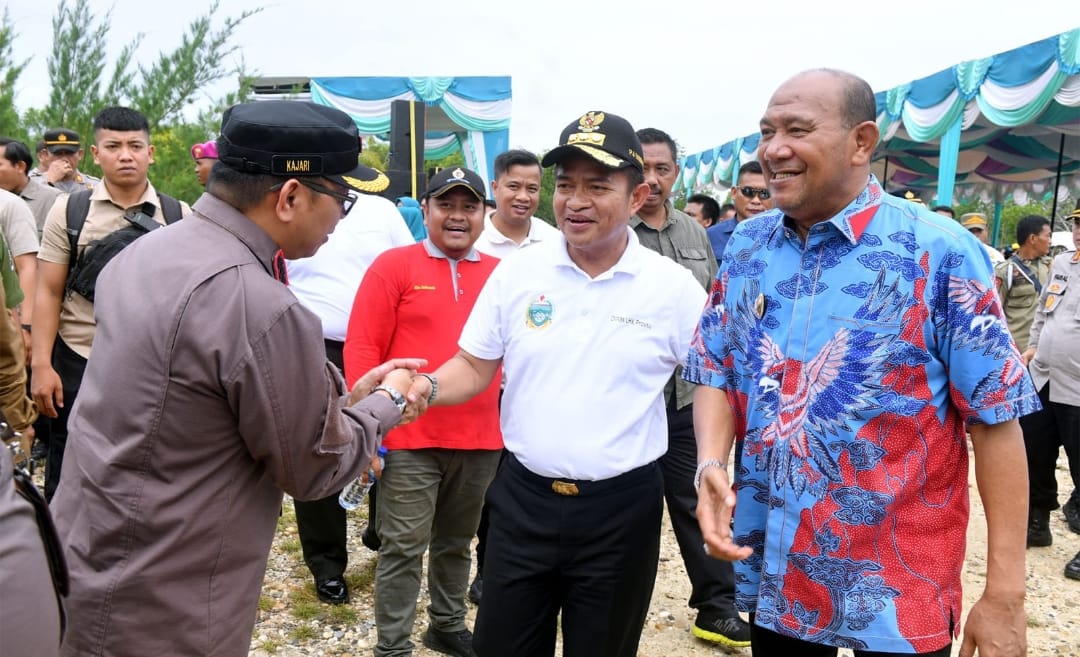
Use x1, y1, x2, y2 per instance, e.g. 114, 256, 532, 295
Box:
451, 168, 466, 180
342, 171, 390, 194
58, 134, 68, 142
578, 112, 605, 133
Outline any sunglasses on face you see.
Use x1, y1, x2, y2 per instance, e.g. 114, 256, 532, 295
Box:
271, 179, 357, 215
738, 186, 771, 201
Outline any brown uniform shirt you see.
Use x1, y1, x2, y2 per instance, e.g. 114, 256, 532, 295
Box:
18, 176, 63, 237
994, 254, 1051, 352
38, 181, 191, 359
51, 193, 401, 657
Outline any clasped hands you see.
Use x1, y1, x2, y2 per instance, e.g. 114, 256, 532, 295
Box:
347, 358, 432, 425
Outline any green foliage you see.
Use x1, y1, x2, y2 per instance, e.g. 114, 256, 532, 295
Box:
360, 137, 390, 171
4, 0, 256, 198
128, 0, 260, 127
288, 624, 317, 642
953, 200, 1057, 249
0, 8, 30, 139
257, 594, 275, 613
325, 603, 358, 625
537, 164, 555, 223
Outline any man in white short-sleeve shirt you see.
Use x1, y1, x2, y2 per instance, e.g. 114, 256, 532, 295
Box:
473, 149, 559, 260
408, 110, 706, 657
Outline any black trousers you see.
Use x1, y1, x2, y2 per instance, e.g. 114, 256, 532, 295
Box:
1022, 382, 1080, 512
292, 339, 351, 581
473, 454, 663, 657
44, 338, 87, 501
658, 403, 737, 617
748, 614, 952, 657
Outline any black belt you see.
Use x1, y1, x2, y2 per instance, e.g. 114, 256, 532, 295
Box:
504, 453, 656, 497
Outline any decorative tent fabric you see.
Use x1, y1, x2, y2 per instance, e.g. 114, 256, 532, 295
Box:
677, 29, 1080, 208
309, 76, 511, 194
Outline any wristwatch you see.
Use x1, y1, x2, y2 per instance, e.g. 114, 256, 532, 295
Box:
372, 385, 407, 413
419, 373, 438, 404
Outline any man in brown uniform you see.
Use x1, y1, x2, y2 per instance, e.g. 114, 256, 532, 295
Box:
994, 214, 1052, 353
50, 100, 420, 657
32, 107, 190, 499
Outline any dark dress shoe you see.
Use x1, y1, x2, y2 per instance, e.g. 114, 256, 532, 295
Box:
361, 526, 381, 552
1066, 551, 1080, 581
1027, 508, 1052, 548
1063, 496, 1080, 535
315, 577, 349, 605
468, 574, 482, 605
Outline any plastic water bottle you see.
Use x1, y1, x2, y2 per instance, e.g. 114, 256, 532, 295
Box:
338, 452, 385, 511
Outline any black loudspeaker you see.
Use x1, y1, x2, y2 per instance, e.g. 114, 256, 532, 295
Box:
382, 99, 426, 201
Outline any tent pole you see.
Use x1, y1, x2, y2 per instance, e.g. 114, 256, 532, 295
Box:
1050, 133, 1066, 227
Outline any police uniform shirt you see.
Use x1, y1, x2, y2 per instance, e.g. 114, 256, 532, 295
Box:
459, 228, 707, 480
1028, 249, 1080, 407
37, 182, 190, 358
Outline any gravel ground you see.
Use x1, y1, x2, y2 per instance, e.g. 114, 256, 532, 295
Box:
249, 454, 1079, 657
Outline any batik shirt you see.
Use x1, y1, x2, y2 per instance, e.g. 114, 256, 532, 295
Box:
683, 175, 1039, 653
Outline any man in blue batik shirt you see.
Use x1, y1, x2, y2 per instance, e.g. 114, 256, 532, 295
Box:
685, 69, 1037, 657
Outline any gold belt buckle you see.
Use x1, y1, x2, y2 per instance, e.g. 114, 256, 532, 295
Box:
551, 480, 579, 496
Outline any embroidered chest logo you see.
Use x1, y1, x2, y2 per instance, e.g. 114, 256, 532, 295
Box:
525, 294, 553, 329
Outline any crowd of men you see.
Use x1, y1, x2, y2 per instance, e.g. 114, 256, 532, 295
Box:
1, 67, 1079, 657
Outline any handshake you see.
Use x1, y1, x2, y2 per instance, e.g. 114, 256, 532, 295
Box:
347, 357, 439, 425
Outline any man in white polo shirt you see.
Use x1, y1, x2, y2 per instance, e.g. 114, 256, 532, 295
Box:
468, 147, 558, 605
408, 110, 707, 657
474, 149, 558, 259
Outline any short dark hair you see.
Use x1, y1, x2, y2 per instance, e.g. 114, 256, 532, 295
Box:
206, 160, 280, 212
810, 69, 876, 128
720, 202, 735, 215
736, 160, 763, 182
1016, 214, 1050, 246
35, 140, 47, 154
931, 205, 955, 218
0, 138, 32, 173
493, 149, 540, 179
92, 106, 150, 137
635, 128, 677, 162
687, 194, 720, 222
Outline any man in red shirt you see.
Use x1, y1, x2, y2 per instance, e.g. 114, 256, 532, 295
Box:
344, 167, 502, 657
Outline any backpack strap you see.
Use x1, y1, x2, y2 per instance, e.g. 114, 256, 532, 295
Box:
65, 190, 182, 271
64, 189, 94, 272
157, 192, 183, 225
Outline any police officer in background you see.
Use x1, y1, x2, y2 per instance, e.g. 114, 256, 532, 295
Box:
30, 129, 99, 193
1020, 207, 1080, 579
995, 214, 1052, 353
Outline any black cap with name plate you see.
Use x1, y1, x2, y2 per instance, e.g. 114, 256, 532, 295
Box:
217, 100, 389, 194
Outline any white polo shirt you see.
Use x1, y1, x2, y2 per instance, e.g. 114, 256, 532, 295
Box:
473, 212, 560, 260
287, 194, 415, 340
459, 228, 707, 480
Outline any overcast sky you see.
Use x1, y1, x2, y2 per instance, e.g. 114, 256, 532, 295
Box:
8, 0, 1080, 156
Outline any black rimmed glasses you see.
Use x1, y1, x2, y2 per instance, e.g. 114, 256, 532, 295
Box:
738, 186, 771, 201
271, 179, 357, 214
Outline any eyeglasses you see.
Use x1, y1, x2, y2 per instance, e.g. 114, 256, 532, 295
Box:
738, 186, 771, 201
271, 179, 357, 215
